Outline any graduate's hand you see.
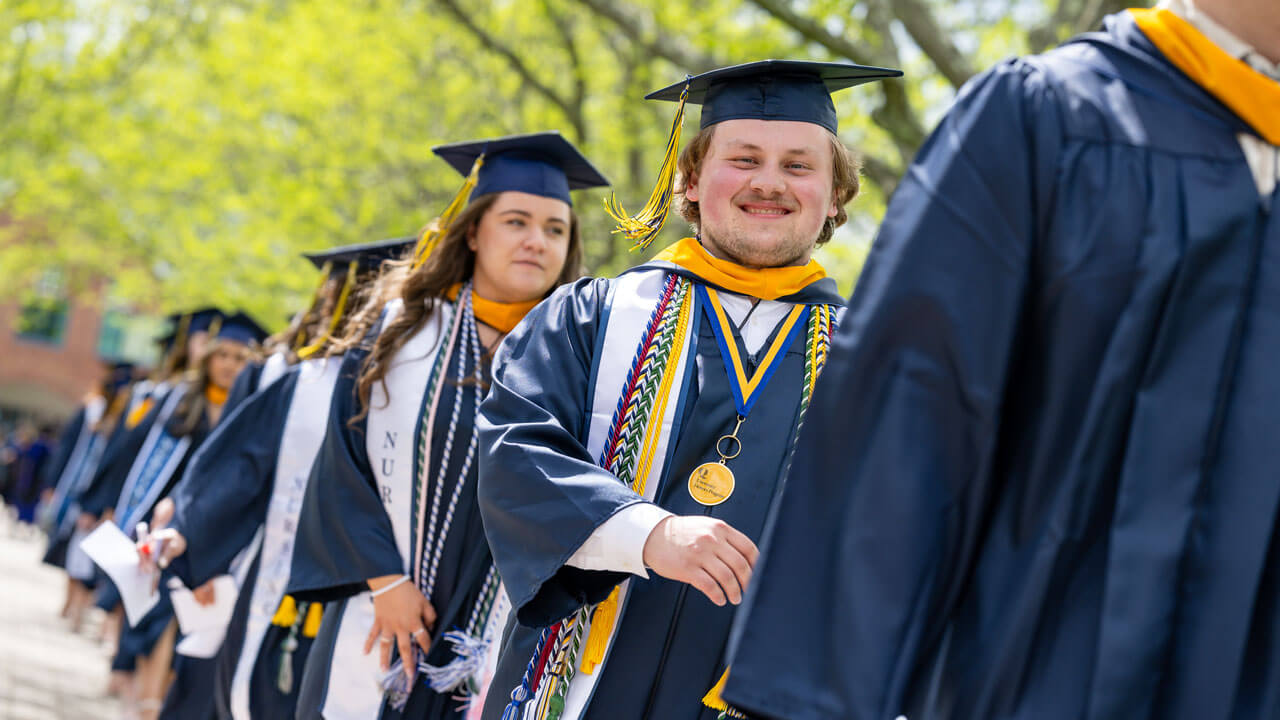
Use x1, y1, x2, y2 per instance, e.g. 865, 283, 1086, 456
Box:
76, 511, 97, 531
150, 498, 175, 530
642, 515, 759, 606
192, 579, 217, 606
364, 575, 437, 680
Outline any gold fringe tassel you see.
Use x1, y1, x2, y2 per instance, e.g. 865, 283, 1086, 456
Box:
293, 260, 334, 350
702, 667, 730, 711
604, 82, 689, 252
271, 595, 298, 627
579, 586, 621, 675
296, 260, 358, 359
413, 155, 485, 269
302, 601, 323, 638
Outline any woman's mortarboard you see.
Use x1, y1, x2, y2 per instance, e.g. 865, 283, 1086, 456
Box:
294, 236, 417, 358
410, 132, 611, 268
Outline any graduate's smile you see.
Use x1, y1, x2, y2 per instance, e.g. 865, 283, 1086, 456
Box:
737, 201, 794, 219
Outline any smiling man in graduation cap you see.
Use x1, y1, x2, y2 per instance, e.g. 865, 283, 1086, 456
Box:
475, 60, 899, 720
724, 2, 1280, 720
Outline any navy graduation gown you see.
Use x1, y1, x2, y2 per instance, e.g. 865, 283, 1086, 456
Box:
477, 270, 843, 720
290, 319, 499, 720
725, 13, 1280, 720
163, 370, 299, 720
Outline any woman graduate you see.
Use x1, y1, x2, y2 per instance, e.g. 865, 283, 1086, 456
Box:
287, 132, 609, 720
95, 311, 265, 720
40, 361, 133, 630
139, 237, 413, 720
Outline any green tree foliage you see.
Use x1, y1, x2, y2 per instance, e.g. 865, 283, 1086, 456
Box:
0, 0, 1147, 326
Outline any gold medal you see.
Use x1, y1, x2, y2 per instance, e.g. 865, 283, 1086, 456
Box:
688, 462, 736, 506
689, 417, 743, 506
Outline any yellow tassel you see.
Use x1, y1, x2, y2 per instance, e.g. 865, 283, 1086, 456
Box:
173, 313, 192, 353
125, 397, 154, 429
701, 667, 731, 711
296, 260, 358, 359
271, 595, 299, 627
604, 82, 689, 252
579, 587, 621, 675
206, 315, 223, 341
293, 261, 334, 350
413, 155, 485, 270
302, 602, 323, 638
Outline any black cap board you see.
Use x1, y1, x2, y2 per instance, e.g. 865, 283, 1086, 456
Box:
432, 131, 610, 207
303, 236, 416, 272
645, 59, 903, 133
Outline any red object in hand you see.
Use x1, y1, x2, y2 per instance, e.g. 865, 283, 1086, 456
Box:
139, 544, 152, 558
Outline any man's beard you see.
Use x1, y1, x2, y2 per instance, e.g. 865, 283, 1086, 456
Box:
701, 223, 818, 269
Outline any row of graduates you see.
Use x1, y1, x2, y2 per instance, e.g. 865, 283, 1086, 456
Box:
85, 57, 885, 720
45, 3, 1280, 718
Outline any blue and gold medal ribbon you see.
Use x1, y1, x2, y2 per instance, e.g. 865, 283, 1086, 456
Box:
697, 284, 808, 417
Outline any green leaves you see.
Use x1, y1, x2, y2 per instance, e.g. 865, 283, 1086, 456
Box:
1, 0, 1140, 324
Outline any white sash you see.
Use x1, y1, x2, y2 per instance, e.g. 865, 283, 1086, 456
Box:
230, 356, 342, 720
322, 592, 384, 720
48, 397, 106, 525
259, 351, 289, 390
557, 269, 699, 720
364, 299, 455, 572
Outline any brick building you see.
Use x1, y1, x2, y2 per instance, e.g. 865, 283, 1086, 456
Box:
0, 275, 160, 427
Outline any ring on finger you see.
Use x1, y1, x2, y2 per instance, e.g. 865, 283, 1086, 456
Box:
379, 635, 393, 644
409, 628, 425, 639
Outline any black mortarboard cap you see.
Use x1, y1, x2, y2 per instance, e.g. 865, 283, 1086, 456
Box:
432, 131, 610, 207
216, 311, 268, 345
302, 236, 416, 272
646, 60, 902, 133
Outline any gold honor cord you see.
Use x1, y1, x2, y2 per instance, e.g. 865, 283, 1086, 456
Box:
689, 284, 807, 506
413, 155, 485, 270
604, 82, 690, 252
293, 260, 335, 350
296, 260, 358, 359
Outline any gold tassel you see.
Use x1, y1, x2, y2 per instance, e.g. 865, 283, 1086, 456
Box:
271, 595, 299, 627
604, 82, 689, 252
413, 155, 485, 269
293, 260, 334, 350
302, 601, 323, 638
206, 315, 223, 342
701, 667, 731, 711
296, 260, 358, 359
579, 587, 621, 675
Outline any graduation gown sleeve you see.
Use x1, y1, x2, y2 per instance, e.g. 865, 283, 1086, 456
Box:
79, 395, 164, 517
477, 277, 651, 627
287, 347, 403, 603
222, 359, 265, 418
166, 371, 297, 588
723, 62, 1057, 720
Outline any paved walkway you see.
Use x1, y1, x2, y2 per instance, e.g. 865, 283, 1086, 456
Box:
0, 515, 121, 720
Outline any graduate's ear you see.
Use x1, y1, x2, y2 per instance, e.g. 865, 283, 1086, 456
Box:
684, 171, 700, 204
466, 221, 479, 252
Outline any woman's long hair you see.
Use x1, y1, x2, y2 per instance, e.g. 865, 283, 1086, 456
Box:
169, 339, 257, 437
263, 274, 343, 363
352, 192, 583, 423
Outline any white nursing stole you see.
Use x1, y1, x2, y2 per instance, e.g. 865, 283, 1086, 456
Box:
363, 298, 456, 573
229, 356, 342, 720
557, 269, 698, 720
